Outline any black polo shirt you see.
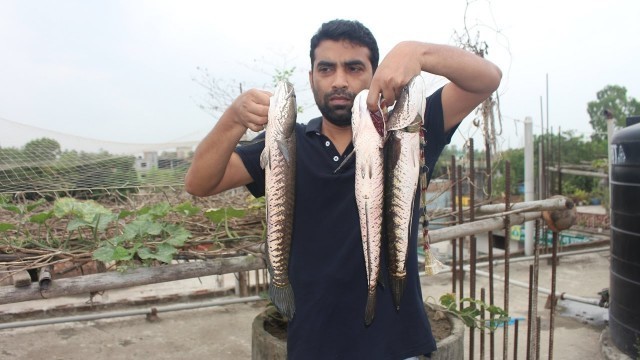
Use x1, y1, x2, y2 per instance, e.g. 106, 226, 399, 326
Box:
236, 87, 455, 359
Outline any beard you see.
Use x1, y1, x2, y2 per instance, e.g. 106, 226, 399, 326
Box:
313, 88, 357, 127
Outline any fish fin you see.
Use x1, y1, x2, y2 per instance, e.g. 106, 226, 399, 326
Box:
277, 140, 292, 165
260, 147, 269, 169
390, 276, 406, 311
333, 149, 355, 174
364, 291, 377, 326
269, 282, 296, 321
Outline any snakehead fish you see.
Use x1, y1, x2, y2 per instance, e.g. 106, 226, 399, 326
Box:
384, 75, 426, 310
352, 89, 386, 326
260, 80, 297, 320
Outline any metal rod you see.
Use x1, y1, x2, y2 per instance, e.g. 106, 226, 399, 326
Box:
485, 138, 495, 360
526, 265, 533, 360
548, 232, 559, 360
0, 295, 263, 330
451, 155, 458, 295
514, 318, 519, 360
457, 164, 465, 306
481, 287, 486, 360
535, 316, 542, 360
469, 138, 476, 360
503, 160, 511, 360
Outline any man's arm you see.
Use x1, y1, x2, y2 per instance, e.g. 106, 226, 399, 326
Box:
184, 89, 271, 197
366, 41, 502, 132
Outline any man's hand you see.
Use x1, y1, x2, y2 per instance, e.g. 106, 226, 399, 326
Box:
228, 89, 272, 132
366, 41, 422, 112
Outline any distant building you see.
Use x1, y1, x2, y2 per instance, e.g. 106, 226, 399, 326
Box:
135, 151, 158, 171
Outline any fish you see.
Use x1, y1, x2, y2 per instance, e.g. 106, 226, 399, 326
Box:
260, 80, 297, 320
384, 75, 427, 310
352, 89, 386, 326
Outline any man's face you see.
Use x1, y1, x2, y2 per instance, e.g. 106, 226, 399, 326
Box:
309, 40, 373, 127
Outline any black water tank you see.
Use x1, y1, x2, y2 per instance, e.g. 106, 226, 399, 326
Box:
610, 122, 640, 358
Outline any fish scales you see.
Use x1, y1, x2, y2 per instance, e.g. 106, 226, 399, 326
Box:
352, 89, 386, 326
260, 80, 297, 320
384, 76, 427, 310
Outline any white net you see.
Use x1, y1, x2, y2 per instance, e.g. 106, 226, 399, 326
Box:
0, 117, 201, 195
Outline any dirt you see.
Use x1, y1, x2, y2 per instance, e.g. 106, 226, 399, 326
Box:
426, 307, 452, 341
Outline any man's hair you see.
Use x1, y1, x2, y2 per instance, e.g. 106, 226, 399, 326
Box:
309, 19, 379, 73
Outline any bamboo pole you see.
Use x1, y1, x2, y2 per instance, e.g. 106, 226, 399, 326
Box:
0, 255, 265, 305
429, 211, 542, 244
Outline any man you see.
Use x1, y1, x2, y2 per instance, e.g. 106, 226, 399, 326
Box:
185, 19, 501, 360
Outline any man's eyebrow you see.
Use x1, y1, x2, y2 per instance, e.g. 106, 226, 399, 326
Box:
344, 60, 366, 67
316, 60, 336, 67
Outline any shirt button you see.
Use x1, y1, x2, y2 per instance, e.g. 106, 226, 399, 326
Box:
333, 156, 339, 162
325, 141, 330, 147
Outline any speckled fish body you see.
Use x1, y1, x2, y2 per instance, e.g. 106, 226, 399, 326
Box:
352, 89, 386, 326
260, 80, 297, 320
384, 76, 427, 310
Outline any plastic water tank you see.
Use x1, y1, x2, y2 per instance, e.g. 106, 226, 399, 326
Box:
609, 122, 640, 358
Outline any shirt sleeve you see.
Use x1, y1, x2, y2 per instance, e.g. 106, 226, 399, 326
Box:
423, 86, 459, 183
235, 133, 266, 198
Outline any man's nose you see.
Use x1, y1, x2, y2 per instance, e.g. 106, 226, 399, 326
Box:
332, 68, 348, 89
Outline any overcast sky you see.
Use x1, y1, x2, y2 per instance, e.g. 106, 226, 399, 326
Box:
1, 0, 638, 153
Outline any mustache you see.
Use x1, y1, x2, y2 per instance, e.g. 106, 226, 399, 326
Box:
325, 89, 356, 101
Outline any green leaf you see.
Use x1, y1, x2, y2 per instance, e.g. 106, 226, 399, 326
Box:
225, 207, 245, 219
204, 207, 246, 224
439, 293, 456, 308
118, 210, 134, 219
67, 218, 91, 231
137, 243, 176, 264
25, 199, 46, 213
164, 224, 190, 247
29, 211, 54, 225
137, 202, 171, 220
92, 213, 118, 232
1, 203, 21, 214
54, 198, 112, 222
93, 245, 116, 262
123, 219, 163, 239
173, 202, 201, 217
0, 223, 16, 232
112, 246, 134, 261
110, 234, 127, 245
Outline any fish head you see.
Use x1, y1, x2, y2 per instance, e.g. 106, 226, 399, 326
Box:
269, 81, 297, 137
351, 89, 368, 141
387, 75, 427, 130
351, 89, 386, 140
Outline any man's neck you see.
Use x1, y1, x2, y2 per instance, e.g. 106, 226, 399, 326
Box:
321, 118, 352, 155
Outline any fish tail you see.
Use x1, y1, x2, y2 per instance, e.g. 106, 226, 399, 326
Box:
364, 291, 377, 326
390, 276, 406, 311
269, 282, 295, 321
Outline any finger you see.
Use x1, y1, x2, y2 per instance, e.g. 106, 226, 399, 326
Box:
366, 84, 382, 112
380, 88, 397, 109
255, 90, 273, 105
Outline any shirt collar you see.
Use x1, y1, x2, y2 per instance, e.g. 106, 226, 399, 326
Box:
305, 117, 323, 135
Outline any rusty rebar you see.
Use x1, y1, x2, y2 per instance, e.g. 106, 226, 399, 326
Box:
457, 165, 465, 306
469, 139, 477, 360
481, 287, 486, 360
514, 318, 519, 360
503, 160, 512, 360
485, 125, 495, 360
526, 264, 533, 360
451, 155, 457, 295
548, 231, 559, 359
535, 316, 541, 360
